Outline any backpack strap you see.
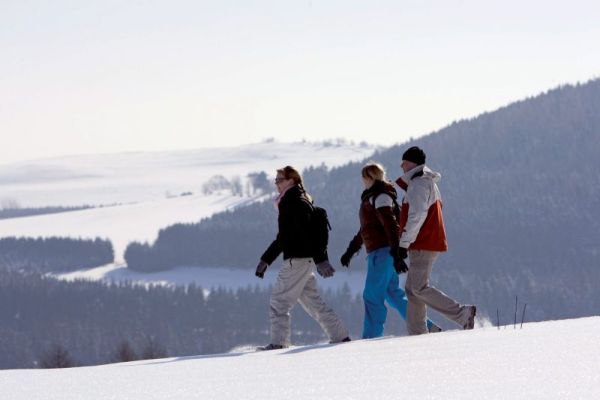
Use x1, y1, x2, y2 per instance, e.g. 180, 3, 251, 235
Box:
370, 192, 401, 221
299, 195, 315, 211
370, 192, 398, 209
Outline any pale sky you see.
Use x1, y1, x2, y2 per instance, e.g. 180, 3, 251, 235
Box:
1, 0, 599, 164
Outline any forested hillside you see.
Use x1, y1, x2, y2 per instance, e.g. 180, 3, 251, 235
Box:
0, 237, 114, 273
0, 270, 366, 369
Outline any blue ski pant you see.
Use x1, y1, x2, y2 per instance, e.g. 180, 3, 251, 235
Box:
362, 247, 436, 338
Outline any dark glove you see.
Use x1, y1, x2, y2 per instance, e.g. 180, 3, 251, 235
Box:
341, 233, 362, 268
391, 247, 409, 274
255, 260, 268, 278
316, 261, 335, 278
340, 251, 353, 268
393, 257, 408, 274
397, 247, 408, 260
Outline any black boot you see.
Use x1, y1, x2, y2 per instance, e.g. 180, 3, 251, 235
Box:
257, 343, 287, 351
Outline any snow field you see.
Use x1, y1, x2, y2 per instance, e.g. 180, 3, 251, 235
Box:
1, 317, 598, 399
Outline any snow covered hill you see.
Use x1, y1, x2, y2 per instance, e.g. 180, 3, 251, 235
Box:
0, 140, 376, 207
1, 316, 598, 399
0, 140, 376, 264
53, 263, 370, 296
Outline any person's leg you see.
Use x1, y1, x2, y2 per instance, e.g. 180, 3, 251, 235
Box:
380, 252, 408, 319
404, 253, 430, 335
269, 258, 314, 346
406, 250, 473, 330
297, 259, 350, 343
362, 249, 390, 339
385, 266, 439, 332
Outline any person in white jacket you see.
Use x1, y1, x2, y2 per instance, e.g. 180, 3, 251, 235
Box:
395, 146, 477, 335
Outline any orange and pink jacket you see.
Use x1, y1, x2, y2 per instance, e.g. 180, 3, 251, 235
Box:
395, 165, 448, 252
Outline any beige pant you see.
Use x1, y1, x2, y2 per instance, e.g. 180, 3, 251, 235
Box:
270, 258, 349, 346
405, 250, 471, 335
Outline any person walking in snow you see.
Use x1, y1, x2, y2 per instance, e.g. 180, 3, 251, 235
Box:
395, 146, 476, 335
255, 165, 350, 350
340, 162, 441, 338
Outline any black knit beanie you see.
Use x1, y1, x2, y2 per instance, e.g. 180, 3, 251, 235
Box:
402, 146, 426, 165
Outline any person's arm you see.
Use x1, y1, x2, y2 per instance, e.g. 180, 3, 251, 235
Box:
260, 197, 288, 265
399, 179, 430, 248
260, 234, 282, 265
374, 193, 408, 272
340, 228, 363, 266
347, 229, 364, 255
373, 193, 400, 249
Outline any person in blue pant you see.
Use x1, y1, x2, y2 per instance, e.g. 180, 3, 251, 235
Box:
340, 161, 441, 337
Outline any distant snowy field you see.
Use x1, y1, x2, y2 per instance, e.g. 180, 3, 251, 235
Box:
0, 141, 377, 266
54, 263, 371, 295
0, 140, 376, 207
2, 317, 598, 399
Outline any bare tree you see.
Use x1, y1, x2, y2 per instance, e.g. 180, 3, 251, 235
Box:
112, 340, 138, 363
202, 175, 231, 195
0, 198, 20, 210
247, 171, 270, 195
230, 175, 243, 196
39, 344, 76, 369
140, 337, 167, 360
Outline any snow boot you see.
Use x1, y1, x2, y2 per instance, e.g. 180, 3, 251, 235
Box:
330, 336, 351, 344
257, 343, 287, 351
463, 305, 477, 330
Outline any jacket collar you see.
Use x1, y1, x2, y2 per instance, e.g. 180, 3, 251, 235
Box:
395, 165, 441, 191
361, 180, 397, 202
274, 184, 300, 209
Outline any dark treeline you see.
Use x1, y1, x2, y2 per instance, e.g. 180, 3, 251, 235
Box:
0, 205, 94, 220
0, 237, 114, 272
0, 269, 376, 370
123, 79, 600, 322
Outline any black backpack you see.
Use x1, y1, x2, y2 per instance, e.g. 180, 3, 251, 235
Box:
301, 198, 332, 252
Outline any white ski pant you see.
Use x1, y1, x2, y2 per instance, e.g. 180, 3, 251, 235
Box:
405, 250, 472, 335
270, 257, 349, 346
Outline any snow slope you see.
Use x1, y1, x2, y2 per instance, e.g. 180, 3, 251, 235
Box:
0, 193, 251, 261
0, 140, 376, 262
1, 317, 599, 399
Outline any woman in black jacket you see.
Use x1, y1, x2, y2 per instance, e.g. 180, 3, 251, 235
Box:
255, 166, 350, 350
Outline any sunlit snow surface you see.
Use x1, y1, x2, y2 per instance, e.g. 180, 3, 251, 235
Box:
1, 317, 599, 399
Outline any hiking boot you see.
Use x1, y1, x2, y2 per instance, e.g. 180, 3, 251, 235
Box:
428, 323, 443, 333
257, 343, 287, 351
463, 305, 477, 330
330, 336, 351, 344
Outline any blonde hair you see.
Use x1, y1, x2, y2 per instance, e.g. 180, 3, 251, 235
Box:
361, 161, 386, 182
277, 165, 312, 201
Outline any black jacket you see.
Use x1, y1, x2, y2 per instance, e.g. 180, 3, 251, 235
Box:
260, 185, 328, 265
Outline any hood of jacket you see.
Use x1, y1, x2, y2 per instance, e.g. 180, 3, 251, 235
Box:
396, 165, 441, 191
360, 180, 398, 202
